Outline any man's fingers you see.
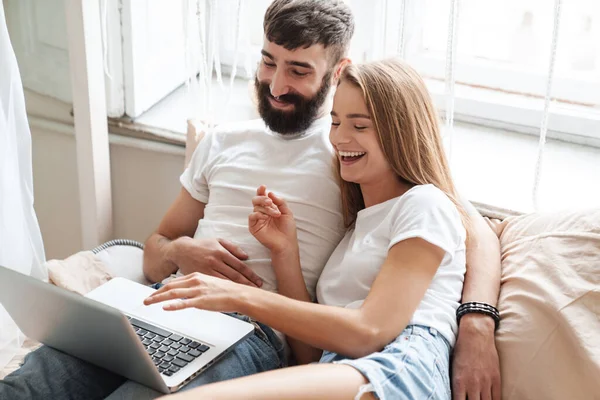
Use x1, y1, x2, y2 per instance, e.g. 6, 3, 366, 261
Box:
218, 238, 248, 260
452, 378, 466, 400
215, 260, 257, 287
482, 388, 493, 400
467, 390, 481, 400
492, 380, 501, 400
207, 269, 230, 281
220, 253, 262, 287
452, 388, 466, 400
217, 239, 262, 286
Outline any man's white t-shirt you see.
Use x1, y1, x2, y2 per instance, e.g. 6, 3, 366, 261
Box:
180, 116, 345, 300
316, 184, 466, 346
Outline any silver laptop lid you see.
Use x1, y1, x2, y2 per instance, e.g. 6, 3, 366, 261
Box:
0, 266, 168, 393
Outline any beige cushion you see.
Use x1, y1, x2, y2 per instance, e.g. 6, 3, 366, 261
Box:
185, 119, 208, 168
495, 209, 600, 400
185, 80, 259, 169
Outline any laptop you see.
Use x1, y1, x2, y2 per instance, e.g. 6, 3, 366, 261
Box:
0, 266, 254, 393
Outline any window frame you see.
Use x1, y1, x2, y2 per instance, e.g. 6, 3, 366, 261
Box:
115, 0, 600, 143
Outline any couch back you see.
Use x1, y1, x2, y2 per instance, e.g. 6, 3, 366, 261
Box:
494, 209, 600, 400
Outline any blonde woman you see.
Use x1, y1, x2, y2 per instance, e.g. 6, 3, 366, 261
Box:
146, 59, 469, 400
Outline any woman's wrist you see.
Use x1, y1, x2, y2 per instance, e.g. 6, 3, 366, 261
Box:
270, 243, 300, 262
235, 285, 261, 316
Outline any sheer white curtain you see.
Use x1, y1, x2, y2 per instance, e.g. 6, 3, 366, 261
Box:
183, 0, 565, 211
0, 1, 47, 369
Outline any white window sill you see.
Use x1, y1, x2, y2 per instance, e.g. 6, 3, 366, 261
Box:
425, 79, 600, 149
133, 78, 258, 136
130, 79, 600, 215
448, 123, 600, 214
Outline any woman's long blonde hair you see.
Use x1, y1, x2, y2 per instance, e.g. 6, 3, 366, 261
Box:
336, 59, 470, 232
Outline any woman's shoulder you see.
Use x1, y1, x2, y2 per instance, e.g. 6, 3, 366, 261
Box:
387, 184, 466, 251
393, 184, 458, 215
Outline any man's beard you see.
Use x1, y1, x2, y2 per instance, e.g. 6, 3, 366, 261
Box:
254, 71, 332, 135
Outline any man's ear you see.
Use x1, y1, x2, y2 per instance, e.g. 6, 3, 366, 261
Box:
332, 58, 352, 83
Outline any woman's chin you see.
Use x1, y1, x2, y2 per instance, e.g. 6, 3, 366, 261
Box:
341, 172, 361, 185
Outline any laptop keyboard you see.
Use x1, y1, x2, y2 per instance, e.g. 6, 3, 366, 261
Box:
129, 317, 210, 377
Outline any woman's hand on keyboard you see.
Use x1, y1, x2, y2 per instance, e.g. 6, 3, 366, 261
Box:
143, 272, 247, 313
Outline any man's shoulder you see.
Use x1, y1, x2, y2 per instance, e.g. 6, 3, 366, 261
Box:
199, 119, 268, 150
211, 119, 267, 136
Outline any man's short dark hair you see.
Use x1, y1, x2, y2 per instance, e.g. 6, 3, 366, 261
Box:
263, 0, 355, 65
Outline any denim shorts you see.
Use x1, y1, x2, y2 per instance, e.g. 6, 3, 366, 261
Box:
319, 325, 451, 400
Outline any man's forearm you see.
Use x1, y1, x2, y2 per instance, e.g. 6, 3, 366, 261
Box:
458, 206, 502, 339
143, 233, 180, 283
462, 213, 501, 306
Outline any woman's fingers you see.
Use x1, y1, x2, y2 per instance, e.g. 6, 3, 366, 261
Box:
252, 195, 279, 215
256, 185, 267, 196
252, 195, 274, 207
253, 205, 280, 217
249, 211, 269, 221
248, 212, 269, 229
267, 191, 285, 206
268, 192, 291, 214
163, 298, 195, 311
144, 287, 199, 305
147, 274, 198, 299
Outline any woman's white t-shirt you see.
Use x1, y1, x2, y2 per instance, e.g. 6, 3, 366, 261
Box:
316, 184, 466, 346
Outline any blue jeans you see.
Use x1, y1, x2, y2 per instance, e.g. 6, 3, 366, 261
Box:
320, 325, 452, 400
0, 314, 285, 400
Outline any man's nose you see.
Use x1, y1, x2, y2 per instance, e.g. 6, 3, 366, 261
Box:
270, 71, 290, 98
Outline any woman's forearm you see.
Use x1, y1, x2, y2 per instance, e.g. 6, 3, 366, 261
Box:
270, 247, 322, 364
270, 246, 311, 303
236, 288, 379, 359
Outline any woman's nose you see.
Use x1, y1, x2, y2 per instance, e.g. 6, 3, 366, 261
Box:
330, 125, 352, 146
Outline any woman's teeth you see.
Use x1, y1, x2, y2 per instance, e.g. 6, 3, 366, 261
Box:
339, 151, 366, 162
339, 151, 366, 157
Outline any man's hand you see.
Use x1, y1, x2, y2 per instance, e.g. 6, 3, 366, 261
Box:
170, 237, 263, 288
452, 314, 501, 400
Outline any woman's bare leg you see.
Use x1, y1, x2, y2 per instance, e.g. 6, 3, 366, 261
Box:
163, 363, 376, 400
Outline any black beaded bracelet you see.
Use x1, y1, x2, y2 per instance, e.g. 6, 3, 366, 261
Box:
456, 302, 500, 330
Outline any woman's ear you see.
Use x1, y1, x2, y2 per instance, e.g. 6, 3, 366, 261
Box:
333, 58, 352, 83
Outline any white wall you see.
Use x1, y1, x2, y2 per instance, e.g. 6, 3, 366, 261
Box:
28, 94, 185, 260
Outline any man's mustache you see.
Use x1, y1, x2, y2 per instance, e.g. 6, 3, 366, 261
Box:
268, 92, 302, 106
259, 83, 305, 107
